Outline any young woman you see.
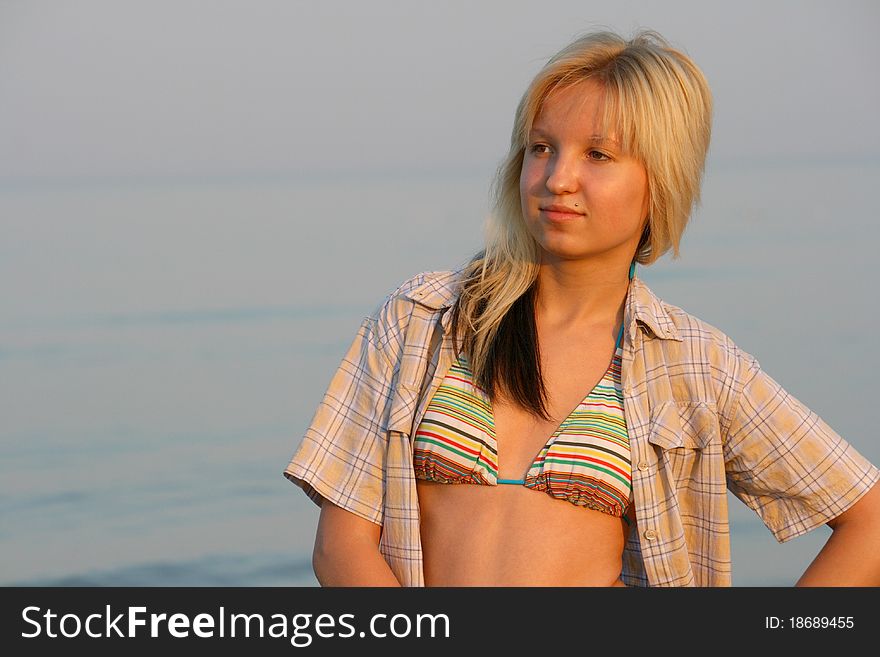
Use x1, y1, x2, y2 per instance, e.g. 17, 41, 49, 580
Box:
283, 30, 880, 587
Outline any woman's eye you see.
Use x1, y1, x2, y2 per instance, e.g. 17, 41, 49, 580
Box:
529, 143, 551, 154
587, 150, 610, 161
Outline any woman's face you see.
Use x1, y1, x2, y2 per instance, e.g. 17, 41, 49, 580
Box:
519, 78, 649, 267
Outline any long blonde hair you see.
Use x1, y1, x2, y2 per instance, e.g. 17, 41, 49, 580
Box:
449, 29, 713, 420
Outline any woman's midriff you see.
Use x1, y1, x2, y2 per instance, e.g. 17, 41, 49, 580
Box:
417, 478, 630, 586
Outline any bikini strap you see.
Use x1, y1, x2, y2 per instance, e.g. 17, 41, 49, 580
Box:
616, 260, 635, 350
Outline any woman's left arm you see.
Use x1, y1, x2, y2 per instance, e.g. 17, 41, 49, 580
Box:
722, 347, 880, 585
795, 481, 880, 586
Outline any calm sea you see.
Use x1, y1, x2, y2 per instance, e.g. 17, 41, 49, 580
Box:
2, 161, 877, 586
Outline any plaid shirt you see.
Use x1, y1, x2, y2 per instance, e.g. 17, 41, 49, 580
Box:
283, 270, 880, 586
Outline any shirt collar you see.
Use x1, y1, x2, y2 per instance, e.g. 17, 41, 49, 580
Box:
403, 269, 681, 342
624, 276, 682, 342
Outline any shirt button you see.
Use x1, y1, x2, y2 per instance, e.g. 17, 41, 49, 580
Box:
638, 461, 648, 472
644, 529, 657, 540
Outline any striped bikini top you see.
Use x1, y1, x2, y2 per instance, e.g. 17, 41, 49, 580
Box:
413, 321, 633, 520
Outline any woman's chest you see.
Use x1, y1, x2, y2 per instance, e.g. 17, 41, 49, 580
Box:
493, 339, 621, 479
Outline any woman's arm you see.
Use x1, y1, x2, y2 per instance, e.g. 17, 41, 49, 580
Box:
312, 500, 402, 587
796, 482, 880, 586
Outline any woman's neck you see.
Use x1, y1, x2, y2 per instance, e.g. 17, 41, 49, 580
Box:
533, 258, 632, 329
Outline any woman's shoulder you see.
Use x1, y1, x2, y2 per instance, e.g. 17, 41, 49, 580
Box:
369, 268, 464, 319
632, 277, 760, 369
633, 279, 765, 417
361, 268, 465, 355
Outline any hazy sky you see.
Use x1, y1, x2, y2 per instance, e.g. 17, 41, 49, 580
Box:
1, 0, 878, 184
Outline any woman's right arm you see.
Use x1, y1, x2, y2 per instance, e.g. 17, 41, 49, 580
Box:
284, 279, 424, 587
312, 500, 402, 586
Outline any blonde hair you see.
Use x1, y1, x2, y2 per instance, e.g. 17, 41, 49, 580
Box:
449, 29, 713, 420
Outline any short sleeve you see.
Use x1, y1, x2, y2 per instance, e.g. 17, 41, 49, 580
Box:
723, 352, 880, 543
282, 312, 396, 526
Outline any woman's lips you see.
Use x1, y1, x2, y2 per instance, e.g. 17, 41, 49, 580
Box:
540, 205, 584, 222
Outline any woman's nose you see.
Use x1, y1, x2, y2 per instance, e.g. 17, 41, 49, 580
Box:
544, 155, 579, 194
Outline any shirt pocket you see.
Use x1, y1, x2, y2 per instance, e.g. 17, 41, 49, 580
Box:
646, 402, 719, 482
